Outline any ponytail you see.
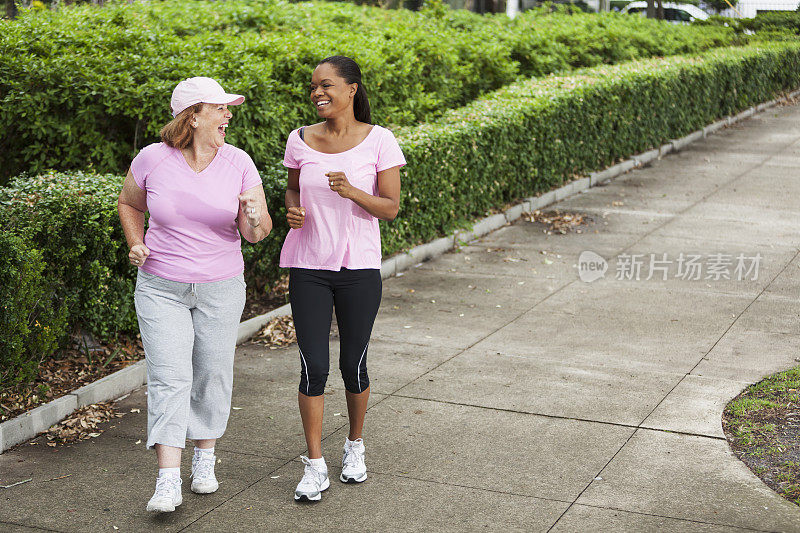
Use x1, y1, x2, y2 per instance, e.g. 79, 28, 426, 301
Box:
353, 83, 372, 125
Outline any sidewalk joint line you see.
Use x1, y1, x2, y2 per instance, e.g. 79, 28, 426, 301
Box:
569, 502, 774, 532
0, 520, 65, 533
362, 469, 574, 504
177, 456, 300, 531
389, 393, 727, 440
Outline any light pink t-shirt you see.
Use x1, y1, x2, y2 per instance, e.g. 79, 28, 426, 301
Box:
130, 142, 262, 283
279, 125, 406, 271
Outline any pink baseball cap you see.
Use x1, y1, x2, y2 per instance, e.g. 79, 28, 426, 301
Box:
170, 77, 245, 117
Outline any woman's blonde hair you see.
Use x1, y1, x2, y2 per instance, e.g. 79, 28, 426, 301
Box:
159, 103, 203, 149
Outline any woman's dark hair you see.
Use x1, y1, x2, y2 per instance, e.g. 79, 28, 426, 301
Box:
318, 55, 371, 124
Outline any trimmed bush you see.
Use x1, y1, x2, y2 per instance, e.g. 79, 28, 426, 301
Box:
0, 232, 66, 389
386, 43, 800, 248
0, 0, 738, 183
2, 42, 799, 388
747, 11, 800, 35
696, 12, 800, 37
0, 172, 136, 341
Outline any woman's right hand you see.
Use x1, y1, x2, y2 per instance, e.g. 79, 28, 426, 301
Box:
287, 206, 306, 229
129, 243, 150, 267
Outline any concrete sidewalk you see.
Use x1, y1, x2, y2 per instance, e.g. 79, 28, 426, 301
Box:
3, 103, 800, 532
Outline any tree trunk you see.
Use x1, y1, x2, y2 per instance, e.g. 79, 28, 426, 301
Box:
646, 0, 656, 18
656, 0, 664, 19
5, 0, 17, 19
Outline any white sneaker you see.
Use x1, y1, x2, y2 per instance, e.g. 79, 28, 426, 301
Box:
146, 475, 182, 512
340, 438, 367, 483
294, 456, 330, 502
191, 450, 219, 494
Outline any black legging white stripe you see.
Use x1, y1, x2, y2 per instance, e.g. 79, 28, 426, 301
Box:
289, 267, 382, 397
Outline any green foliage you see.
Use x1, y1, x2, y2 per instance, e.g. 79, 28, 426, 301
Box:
696, 11, 800, 38
0, 0, 738, 183
747, 11, 800, 35
705, 0, 738, 15
382, 43, 800, 256
0, 172, 136, 341
694, 15, 744, 31
0, 232, 66, 389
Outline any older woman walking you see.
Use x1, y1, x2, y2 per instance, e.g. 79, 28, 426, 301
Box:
117, 77, 272, 512
280, 56, 406, 502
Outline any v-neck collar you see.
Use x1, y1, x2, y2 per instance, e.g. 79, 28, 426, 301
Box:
176, 145, 223, 175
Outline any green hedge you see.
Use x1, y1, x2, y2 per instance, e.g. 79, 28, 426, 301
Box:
696, 12, 800, 37
0, 232, 66, 388
387, 43, 800, 247
0, 0, 738, 183
0, 172, 136, 341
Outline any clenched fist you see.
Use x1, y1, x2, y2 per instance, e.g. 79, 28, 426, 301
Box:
238, 191, 261, 227
287, 206, 306, 229
326, 171, 356, 199
129, 243, 150, 267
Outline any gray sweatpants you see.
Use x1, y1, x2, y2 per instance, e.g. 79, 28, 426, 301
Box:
134, 270, 246, 450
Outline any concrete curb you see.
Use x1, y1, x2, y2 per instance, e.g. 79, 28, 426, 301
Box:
236, 303, 292, 346
2, 89, 798, 454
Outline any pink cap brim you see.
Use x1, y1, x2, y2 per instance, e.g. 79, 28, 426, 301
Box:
171, 94, 245, 117
205, 94, 245, 106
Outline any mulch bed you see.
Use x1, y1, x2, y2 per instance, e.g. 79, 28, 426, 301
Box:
0, 338, 143, 423
242, 274, 289, 321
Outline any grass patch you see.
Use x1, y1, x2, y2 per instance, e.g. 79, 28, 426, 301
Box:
723, 366, 800, 506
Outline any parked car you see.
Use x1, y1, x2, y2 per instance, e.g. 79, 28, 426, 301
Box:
621, 2, 711, 22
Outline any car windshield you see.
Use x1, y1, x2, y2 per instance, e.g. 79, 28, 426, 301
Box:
665, 8, 693, 21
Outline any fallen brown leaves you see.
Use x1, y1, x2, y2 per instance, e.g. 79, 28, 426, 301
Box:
523, 210, 590, 235
250, 315, 296, 349
0, 337, 143, 423
778, 93, 798, 107
46, 402, 123, 446
268, 275, 290, 300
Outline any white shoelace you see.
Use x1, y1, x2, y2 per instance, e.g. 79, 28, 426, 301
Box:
299, 457, 326, 487
154, 476, 179, 499
343, 445, 364, 470
192, 454, 215, 480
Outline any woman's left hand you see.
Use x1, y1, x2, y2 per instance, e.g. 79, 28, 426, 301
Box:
326, 171, 356, 199
238, 191, 261, 227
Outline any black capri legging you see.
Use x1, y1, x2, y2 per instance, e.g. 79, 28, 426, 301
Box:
289, 267, 382, 397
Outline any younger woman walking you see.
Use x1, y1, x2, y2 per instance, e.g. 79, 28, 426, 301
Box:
280, 56, 406, 501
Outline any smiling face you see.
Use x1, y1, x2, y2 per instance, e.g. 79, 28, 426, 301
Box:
309, 63, 357, 119
192, 103, 232, 149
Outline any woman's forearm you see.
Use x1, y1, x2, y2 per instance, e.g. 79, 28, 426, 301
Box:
239, 214, 273, 244
118, 202, 146, 248
348, 188, 399, 221
286, 188, 301, 210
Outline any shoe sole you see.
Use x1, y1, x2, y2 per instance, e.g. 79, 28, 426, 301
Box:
191, 482, 219, 494
340, 472, 367, 483
294, 477, 330, 502
146, 496, 183, 513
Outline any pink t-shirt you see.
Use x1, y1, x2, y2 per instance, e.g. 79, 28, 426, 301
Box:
130, 142, 262, 283
279, 125, 406, 271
